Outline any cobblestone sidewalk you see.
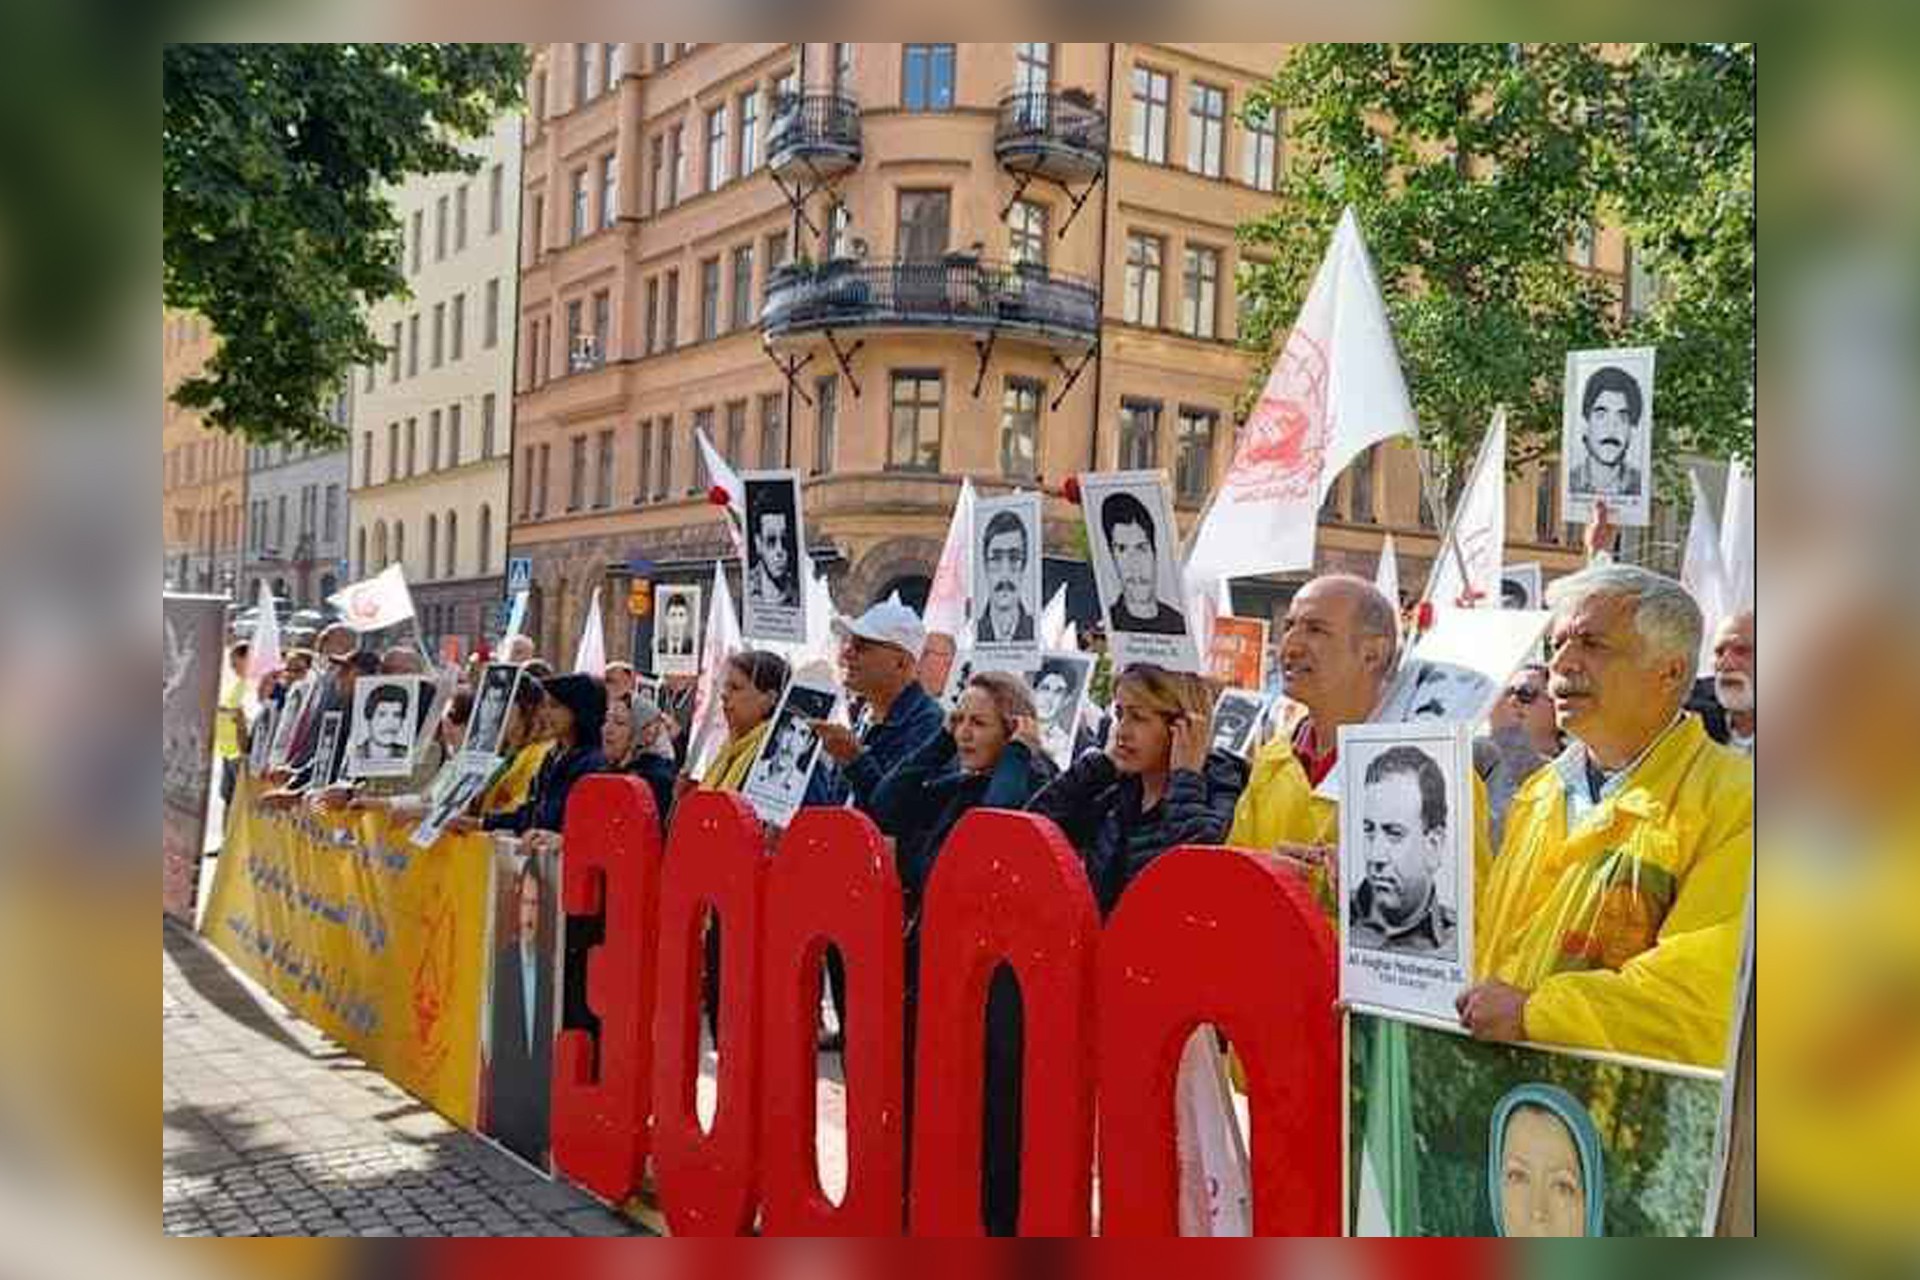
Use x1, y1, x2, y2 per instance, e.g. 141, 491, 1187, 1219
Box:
162, 919, 646, 1237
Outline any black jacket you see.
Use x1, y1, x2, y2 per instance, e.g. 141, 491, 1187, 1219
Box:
1026, 748, 1248, 917
606, 751, 678, 838
484, 743, 608, 836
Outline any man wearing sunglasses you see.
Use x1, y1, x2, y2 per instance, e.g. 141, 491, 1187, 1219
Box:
1476, 664, 1562, 845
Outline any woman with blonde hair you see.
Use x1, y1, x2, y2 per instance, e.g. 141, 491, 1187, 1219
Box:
698, 650, 790, 793
1027, 663, 1247, 916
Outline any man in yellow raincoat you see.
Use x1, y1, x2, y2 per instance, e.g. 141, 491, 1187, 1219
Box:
1461, 563, 1753, 1068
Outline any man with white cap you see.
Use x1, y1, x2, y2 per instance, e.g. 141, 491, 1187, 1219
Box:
804, 596, 946, 812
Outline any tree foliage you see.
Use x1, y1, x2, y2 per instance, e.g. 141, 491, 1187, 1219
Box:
163, 43, 527, 446
1236, 44, 1755, 507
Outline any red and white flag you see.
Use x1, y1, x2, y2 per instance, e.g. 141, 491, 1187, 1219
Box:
1185, 208, 1417, 581
1423, 407, 1507, 611
327, 564, 416, 633
685, 560, 743, 778
696, 426, 747, 558
922, 477, 977, 637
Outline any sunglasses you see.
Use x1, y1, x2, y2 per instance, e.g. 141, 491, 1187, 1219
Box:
1504, 685, 1543, 705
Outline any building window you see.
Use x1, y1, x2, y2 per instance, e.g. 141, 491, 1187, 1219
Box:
1001, 379, 1042, 480
635, 421, 653, 504
1188, 82, 1226, 178
275, 494, 288, 550
566, 298, 584, 369
595, 429, 615, 509
814, 375, 838, 473
707, 105, 729, 191
571, 168, 589, 240
410, 210, 423, 272
519, 445, 535, 517
372, 520, 388, 568
356, 527, 367, 577
600, 153, 618, 228
576, 41, 594, 106
484, 278, 500, 349
903, 44, 956, 112
455, 184, 469, 251
530, 194, 544, 259
604, 42, 620, 87
724, 401, 746, 465
593, 290, 611, 363
1119, 399, 1161, 469
488, 163, 504, 234
1182, 245, 1220, 339
663, 271, 679, 350
670, 126, 686, 206
389, 321, 402, 382
650, 136, 667, 214
1014, 42, 1053, 96
1175, 407, 1217, 503
447, 403, 463, 467
644, 278, 659, 355
405, 417, 417, 476
1125, 233, 1163, 326
425, 515, 438, 581
889, 372, 943, 471
700, 257, 721, 340
897, 189, 951, 260
1351, 444, 1377, 523
1009, 200, 1048, 268
1243, 104, 1280, 191
408, 313, 420, 376
432, 302, 445, 367
435, 194, 449, 260
478, 505, 492, 574
568, 435, 588, 511
833, 42, 855, 94
737, 89, 759, 174
450, 292, 465, 361
731, 244, 755, 331
444, 510, 458, 579
361, 431, 373, 487
481, 394, 497, 458
827, 202, 852, 259
387, 422, 399, 482
657, 415, 675, 497
758, 393, 785, 468
429, 409, 442, 471
1130, 66, 1171, 163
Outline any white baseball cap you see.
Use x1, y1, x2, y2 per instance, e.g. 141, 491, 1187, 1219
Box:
830, 597, 927, 662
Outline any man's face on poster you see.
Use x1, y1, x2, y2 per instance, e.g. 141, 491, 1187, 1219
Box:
370, 695, 408, 748
774, 715, 811, 771
1035, 671, 1069, 723
1581, 388, 1637, 468
665, 598, 691, 645
517, 871, 541, 946
984, 528, 1026, 613
1215, 705, 1251, 746
1111, 520, 1158, 612
1360, 770, 1443, 923
1410, 662, 1490, 721
756, 511, 791, 582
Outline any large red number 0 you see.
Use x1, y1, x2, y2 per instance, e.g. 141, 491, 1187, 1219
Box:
1097, 847, 1340, 1235
759, 808, 905, 1234
650, 790, 767, 1235
548, 776, 664, 1205
909, 810, 1100, 1236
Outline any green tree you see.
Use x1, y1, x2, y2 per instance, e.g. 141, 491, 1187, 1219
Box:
163, 43, 527, 446
1237, 44, 1753, 513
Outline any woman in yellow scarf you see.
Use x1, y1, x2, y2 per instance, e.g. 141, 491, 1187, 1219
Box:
699, 650, 790, 792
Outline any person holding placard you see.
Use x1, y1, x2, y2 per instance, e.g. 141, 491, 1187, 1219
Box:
804, 599, 945, 811
699, 650, 791, 793
1460, 564, 1753, 1068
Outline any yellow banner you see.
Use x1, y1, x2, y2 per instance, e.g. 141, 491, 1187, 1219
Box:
200, 781, 492, 1128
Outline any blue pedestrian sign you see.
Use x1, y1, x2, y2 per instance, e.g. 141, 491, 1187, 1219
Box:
506, 556, 533, 595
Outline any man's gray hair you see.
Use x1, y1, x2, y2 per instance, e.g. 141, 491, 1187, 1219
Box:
1545, 563, 1704, 671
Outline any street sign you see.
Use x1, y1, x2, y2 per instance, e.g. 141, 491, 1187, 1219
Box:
506, 556, 533, 594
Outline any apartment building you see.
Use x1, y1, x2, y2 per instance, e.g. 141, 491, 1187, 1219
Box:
162, 309, 247, 596
239, 391, 351, 610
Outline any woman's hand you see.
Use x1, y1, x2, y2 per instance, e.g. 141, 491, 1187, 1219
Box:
1168, 713, 1209, 774
443, 814, 481, 835
1268, 842, 1337, 896
1583, 498, 1617, 562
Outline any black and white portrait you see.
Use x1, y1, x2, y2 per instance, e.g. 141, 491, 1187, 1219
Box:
1369, 607, 1551, 736
411, 754, 497, 849
346, 676, 425, 780
1500, 563, 1544, 612
652, 584, 703, 678
742, 679, 839, 828
464, 663, 523, 759
266, 678, 310, 769
1383, 659, 1498, 726
483, 844, 560, 1169
971, 493, 1043, 669
247, 704, 277, 775
309, 709, 347, 790
1210, 689, 1265, 760
1338, 722, 1475, 1022
1079, 470, 1200, 673
1562, 347, 1656, 528
940, 646, 978, 713
742, 470, 806, 644
1031, 651, 1095, 771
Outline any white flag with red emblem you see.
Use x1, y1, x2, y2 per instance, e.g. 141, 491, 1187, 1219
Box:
1422, 407, 1508, 611
327, 564, 417, 633
1185, 208, 1417, 581
922, 477, 977, 637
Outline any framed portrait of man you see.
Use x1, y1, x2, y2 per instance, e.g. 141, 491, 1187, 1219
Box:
345, 675, 426, 780
309, 709, 347, 790
652, 584, 703, 679
741, 677, 840, 829
741, 470, 806, 644
1078, 470, 1200, 673
463, 663, 523, 759
1337, 721, 1476, 1022
1030, 650, 1095, 771
481, 840, 562, 1171
971, 492, 1043, 672
1562, 347, 1657, 528
246, 703, 277, 775
1209, 688, 1266, 760
1501, 563, 1545, 612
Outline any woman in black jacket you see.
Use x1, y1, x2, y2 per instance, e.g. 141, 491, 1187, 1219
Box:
478, 673, 608, 842
599, 687, 678, 837
1026, 663, 1247, 918
868, 670, 1056, 1237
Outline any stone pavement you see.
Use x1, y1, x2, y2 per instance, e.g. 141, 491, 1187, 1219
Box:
162, 919, 646, 1237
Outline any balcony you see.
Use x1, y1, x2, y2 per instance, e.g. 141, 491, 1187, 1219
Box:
762, 256, 1099, 354
766, 91, 862, 182
993, 89, 1108, 184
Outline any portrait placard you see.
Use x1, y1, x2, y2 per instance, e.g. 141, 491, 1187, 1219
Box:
346, 675, 428, 780
1562, 347, 1657, 528
1079, 470, 1200, 673
1030, 650, 1096, 771
463, 663, 523, 759
740, 677, 840, 829
741, 471, 807, 644
652, 583, 704, 678
970, 492, 1044, 672
1209, 689, 1266, 760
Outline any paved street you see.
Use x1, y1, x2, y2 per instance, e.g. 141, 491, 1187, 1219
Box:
162, 919, 645, 1237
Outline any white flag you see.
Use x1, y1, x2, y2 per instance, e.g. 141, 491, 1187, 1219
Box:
1183, 571, 1233, 666
502, 589, 530, 645
1040, 583, 1070, 648
1681, 468, 1732, 676
783, 556, 839, 672
1720, 457, 1754, 616
573, 588, 606, 677
1185, 208, 1418, 580
328, 564, 417, 632
1375, 532, 1401, 612
697, 426, 747, 557
246, 577, 284, 680
685, 561, 743, 779
1423, 408, 1508, 611
923, 477, 977, 637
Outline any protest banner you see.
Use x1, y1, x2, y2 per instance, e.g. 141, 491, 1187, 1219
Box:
163, 593, 226, 922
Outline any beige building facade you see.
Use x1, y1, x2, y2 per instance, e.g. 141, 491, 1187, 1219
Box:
512, 43, 1644, 666
351, 113, 523, 655
163, 309, 247, 597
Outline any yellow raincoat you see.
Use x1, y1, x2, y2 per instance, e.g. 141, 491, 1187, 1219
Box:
479, 739, 555, 816
1478, 714, 1752, 1067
